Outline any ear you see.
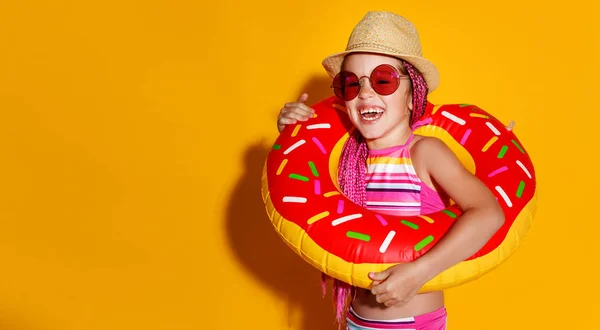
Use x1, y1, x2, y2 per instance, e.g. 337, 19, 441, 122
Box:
406, 93, 413, 113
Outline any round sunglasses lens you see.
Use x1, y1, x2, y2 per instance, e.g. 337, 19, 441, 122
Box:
333, 71, 359, 101
370, 65, 400, 95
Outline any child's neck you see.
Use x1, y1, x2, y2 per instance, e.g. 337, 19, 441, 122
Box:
366, 127, 413, 150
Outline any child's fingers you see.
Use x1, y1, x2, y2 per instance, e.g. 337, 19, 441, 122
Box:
276, 96, 314, 133
277, 117, 298, 132
278, 117, 298, 125
374, 292, 392, 304
280, 110, 310, 122
284, 102, 314, 117
297, 93, 309, 103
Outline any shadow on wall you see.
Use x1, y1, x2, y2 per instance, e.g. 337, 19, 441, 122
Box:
226, 75, 341, 330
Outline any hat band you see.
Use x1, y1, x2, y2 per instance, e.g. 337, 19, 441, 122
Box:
346, 42, 420, 57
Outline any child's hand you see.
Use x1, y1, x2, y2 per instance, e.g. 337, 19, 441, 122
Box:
368, 262, 430, 307
277, 93, 315, 133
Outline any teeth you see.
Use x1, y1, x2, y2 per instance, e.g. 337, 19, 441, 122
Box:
359, 108, 384, 121
360, 108, 384, 115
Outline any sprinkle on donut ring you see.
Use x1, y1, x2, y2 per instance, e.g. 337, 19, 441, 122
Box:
261, 96, 537, 291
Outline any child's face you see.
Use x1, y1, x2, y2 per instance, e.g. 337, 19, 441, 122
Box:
341, 53, 412, 148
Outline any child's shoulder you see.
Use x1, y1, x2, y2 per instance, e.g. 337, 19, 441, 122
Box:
410, 134, 462, 170
411, 135, 448, 154
408, 135, 453, 185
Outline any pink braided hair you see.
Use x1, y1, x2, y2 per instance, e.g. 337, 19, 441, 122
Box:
323, 59, 429, 328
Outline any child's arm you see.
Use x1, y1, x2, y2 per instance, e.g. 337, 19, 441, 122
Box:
369, 137, 504, 306
410, 137, 505, 282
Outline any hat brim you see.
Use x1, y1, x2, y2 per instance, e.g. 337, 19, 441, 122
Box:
322, 48, 440, 93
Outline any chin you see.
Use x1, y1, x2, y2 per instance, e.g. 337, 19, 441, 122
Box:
350, 112, 393, 142
355, 126, 386, 141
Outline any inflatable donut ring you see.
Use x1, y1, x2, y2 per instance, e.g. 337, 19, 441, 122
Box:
261, 96, 537, 291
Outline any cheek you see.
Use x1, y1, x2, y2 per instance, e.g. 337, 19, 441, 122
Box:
344, 100, 355, 111
347, 110, 361, 127
344, 100, 358, 119
382, 94, 406, 113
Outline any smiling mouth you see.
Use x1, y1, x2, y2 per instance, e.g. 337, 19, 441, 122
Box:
359, 108, 384, 121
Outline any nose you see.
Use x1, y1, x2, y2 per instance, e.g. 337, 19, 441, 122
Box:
357, 77, 375, 99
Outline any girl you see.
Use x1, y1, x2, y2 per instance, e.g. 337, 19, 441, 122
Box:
277, 11, 504, 330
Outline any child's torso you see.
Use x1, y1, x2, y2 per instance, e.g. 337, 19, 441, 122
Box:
354, 135, 450, 320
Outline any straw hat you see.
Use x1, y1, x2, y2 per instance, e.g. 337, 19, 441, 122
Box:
322, 11, 440, 93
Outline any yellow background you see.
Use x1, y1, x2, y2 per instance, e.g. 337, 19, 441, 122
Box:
0, 0, 598, 329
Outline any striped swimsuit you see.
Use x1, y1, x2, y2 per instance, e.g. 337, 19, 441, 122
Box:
348, 133, 449, 330
365, 134, 448, 217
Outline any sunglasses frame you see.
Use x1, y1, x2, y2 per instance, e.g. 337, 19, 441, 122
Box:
331, 64, 410, 101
